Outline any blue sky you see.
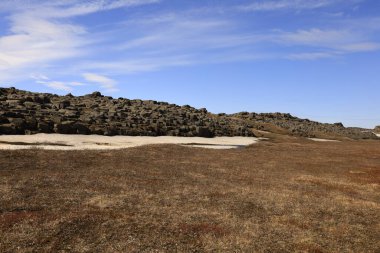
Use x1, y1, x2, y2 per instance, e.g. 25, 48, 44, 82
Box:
0, 0, 379, 128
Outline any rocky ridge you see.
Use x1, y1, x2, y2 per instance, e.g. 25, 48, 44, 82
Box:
232, 112, 377, 139
0, 87, 253, 137
0, 87, 378, 139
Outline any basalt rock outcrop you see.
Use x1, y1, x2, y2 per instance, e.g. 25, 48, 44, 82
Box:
0, 87, 253, 137
0, 87, 378, 139
232, 112, 378, 139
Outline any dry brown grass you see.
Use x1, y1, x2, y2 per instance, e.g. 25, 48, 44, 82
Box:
0, 135, 379, 252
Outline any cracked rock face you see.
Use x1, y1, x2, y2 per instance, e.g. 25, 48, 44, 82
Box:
0, 88, 254, 137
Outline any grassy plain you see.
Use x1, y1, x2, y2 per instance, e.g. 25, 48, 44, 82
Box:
0, 134, 379, 252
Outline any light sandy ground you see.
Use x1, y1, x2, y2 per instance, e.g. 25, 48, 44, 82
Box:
308, 138, 340, 142
375, 133, 380, 138
0, 134, 260, 150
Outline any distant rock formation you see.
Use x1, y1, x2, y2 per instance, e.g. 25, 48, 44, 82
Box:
233, 112, 377, 139
375, 126, 380, 133
0, 87, 378, 139
0, 87, 253, 137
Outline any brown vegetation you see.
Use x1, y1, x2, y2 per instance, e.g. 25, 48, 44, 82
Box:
0, 134, 379, 252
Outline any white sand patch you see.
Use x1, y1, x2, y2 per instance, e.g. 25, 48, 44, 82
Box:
0, 134, 260, 150
375, 133, 380, 138
308, 138, 340, 142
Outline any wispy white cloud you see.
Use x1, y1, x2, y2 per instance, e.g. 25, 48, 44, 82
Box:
339, 42, 380, 52
287, 51, 337, 60
238, 0, 358, 12
31, 74, 86, 92
273, 28, 380, 54
0, 0, 379, 92
0, 14, 86, 71
80, 54, 195, 76
83, 73, 118, 92
0, 0, 160, 17
77, 13, 277, 74
0, 0, 160, 86
118, 17, 235, 51
41, 81, 73, 92
277, 28, 351, 46
114, 13, 380, 67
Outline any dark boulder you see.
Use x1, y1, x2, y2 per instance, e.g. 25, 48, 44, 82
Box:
2, 111, 22, 118
0, 124, 16, 134
334, 122, 344, 128
24, 96, 34, 102
196, 127, 214, 138
25, 117, 38, 130
199, 108, 208, 114
88, 91, 102, 98
8, 118, 26, 129
59, 100, 70, 109
89, 126, 105, 135
55, 121, 76, 134
33, 95, 50, 104
0, 116, 9, 124
38, 122, 54, 133
73, 123, 91, 135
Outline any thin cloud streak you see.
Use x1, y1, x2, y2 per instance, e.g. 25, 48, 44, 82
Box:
238, 0, 357, 12
83, 73, 118, 92
32, 74, 85, 92
286, 52, 337, 60
0, 0, 160, 17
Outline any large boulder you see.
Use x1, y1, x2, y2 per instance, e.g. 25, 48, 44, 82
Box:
59, 101, 70, 109
0, 124, 17, 134
196, 127, 214, 138
8, 118, 26, 129
0, 116, 9, 124
25, 117, 38, 130
89, 126, 105, 135
38, 121, 54, 133
33, 95, 51, 104
334, 122, 344, 128
87, 91, 102, 98
55, 121, 76, 134
73, 123, 91, 135
374, 126, 380, 134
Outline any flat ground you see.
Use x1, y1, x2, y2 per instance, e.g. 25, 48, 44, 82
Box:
0, 135, 379, 252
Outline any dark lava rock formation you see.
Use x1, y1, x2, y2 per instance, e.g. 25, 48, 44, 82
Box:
0, 87, 378, 140
232, 112, 377, 139
0, 87, 253, 137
